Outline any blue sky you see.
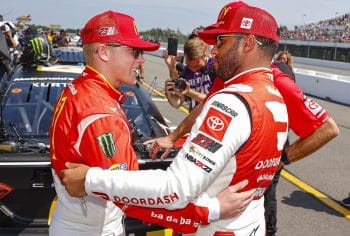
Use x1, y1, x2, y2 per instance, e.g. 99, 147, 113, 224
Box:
2, 0, 349, 33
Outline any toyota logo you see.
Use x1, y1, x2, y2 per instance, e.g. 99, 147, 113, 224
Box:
207, 116, 225, 131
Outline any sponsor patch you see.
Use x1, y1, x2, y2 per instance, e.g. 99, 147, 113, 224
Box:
191, 133, 222, 153
302, 95, 325, 118
240, 17, 253, 29
96, 132, 116, 158
255, 157, 280, 170
188, 145, 216, 166
109, 163, 127, 170
212, 100, 238, 117
199, 107, 232, 141
257, 173, 274, 182
184, 153, 212, 173
255, 187, 267, 197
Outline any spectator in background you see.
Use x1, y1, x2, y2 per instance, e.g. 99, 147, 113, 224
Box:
276, 50, 294, 69
53, 29, 69, 47
0, 14, 18, 49
274, 51, 295, 81
164, 33, 215, 111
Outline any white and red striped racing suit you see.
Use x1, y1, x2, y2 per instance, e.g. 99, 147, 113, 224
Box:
84, 68, 289, 235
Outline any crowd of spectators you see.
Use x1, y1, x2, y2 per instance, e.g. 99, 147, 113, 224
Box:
280, 13, 350, 43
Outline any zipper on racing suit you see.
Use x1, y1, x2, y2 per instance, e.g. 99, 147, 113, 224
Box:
80, 197, 87, 216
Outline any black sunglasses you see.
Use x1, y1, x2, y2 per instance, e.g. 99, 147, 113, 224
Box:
106, 44, 144, 59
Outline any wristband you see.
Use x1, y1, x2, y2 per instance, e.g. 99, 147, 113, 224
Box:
280, 150, 290, 165
208, 197, 220, 222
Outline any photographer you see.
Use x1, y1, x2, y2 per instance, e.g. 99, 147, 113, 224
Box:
164, 34, 215, 111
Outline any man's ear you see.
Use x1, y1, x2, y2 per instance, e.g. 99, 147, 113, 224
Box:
96, 44, 109, 62
241, 35, 256, 53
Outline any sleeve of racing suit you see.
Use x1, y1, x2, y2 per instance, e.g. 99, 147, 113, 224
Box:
114, 193, 217, 233
85, 92, 251, 215
274, 74, 330, 138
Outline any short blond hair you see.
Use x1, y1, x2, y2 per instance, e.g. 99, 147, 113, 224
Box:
184, 36, 208, 60
83, 44, 97, 64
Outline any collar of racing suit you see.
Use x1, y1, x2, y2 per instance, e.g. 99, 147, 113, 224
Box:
83, 65, 126, 104
224, 67, 272, 87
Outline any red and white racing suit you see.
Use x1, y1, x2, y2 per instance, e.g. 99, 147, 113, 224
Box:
49, 66, 140, 236
84, 68, 289, 235
270, 66, 330, 137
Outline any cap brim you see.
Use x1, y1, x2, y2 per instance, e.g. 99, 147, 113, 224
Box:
121, 39, 160, 51
197, 23, 232, 45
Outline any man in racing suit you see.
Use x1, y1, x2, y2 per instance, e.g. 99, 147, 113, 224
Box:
61, 2, 291, 235
49, 10, 161, 236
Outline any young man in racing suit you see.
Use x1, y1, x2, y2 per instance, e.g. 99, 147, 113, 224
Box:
61, 2, 292, 235
49, 11, 161, 236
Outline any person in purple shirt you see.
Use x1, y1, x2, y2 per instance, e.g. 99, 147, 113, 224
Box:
164, 33, 216, 111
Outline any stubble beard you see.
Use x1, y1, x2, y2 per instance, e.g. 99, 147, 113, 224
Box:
216, 41, 243, 81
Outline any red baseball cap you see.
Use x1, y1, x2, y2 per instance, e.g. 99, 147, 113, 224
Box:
198, 1, 279, 45
80, 10, 160, 51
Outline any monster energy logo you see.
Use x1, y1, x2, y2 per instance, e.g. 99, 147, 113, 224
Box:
30, 38, 45, 56
96, 132, 116, 158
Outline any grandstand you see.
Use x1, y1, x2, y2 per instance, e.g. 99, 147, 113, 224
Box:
280, 13, 350, 42
278, 13, 350, 63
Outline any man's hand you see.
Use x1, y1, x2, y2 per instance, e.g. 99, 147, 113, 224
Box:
164, 50, 179, 80
144, 135, 175, 160
165, 79, 176, 95
217, 180, 256, 219
61, 162, 90, 197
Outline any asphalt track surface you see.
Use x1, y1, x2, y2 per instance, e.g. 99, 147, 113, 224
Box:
142, 54, 350, 236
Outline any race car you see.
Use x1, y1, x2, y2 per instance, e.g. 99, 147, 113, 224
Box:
0, 48, 177, 235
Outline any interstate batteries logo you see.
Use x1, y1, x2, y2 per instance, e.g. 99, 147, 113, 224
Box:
96, 132, 116, 158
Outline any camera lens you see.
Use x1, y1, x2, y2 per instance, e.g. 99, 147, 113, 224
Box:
175, 78, 187, 92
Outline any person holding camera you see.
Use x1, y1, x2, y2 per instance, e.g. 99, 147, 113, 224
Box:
164, 34, 215, 111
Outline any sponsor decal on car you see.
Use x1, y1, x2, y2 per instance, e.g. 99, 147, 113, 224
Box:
199, 107, 232, 142
10, 88, 23, 94
96, 132, 117, 158
36, 65, 84, 74
191, 133, 222, 153
125, 91, 135, 96
32, 82, 67, 88
14, 77, 75, 81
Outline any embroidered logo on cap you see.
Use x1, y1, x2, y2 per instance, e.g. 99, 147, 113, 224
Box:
217, 6, 232, 22
133, 20, 139, 36
99, 27, 116, 36
240, 17, 253, 29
